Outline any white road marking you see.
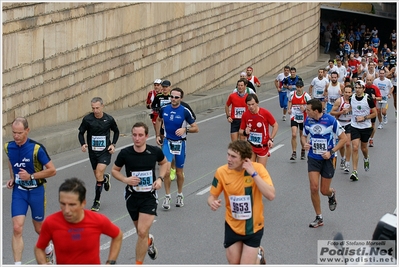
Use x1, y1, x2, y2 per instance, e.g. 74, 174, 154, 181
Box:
100, 220, 157, 250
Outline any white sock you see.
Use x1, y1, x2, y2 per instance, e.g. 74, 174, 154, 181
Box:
15, 262, 22, 265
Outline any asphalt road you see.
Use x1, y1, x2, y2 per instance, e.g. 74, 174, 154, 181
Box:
2, 77, 397, 265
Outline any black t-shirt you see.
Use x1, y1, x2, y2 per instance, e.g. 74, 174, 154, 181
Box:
151, 94, 171, 112
114, 144, 165, 198
78, 112, 119, 153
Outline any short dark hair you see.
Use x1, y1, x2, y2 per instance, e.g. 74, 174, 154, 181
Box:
245, 93, 259, 104
331, 71, 339, 77
59, 177, 86, 204
328, 59, 334, 63
228, 140, 253, 160
171, 87, 184, 98
132, 122, 149, 135
284, 65, 290, 70
237, 78, 248, 86
306, 98, 323, 113
290, 67, 297, 72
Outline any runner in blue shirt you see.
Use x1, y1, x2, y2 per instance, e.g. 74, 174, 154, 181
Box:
155, 87, 199, 210
301, 99, 346, 228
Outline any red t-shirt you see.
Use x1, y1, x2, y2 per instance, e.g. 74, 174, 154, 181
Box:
365, 84, 382, 107
348, 59, 360, 74
36, 210, 121, 264
240, 107, 276, 145
226, 92, 248, 119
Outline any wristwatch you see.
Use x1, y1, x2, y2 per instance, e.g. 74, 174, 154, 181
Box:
106, 260, 116, 265
270, 138, 274, 142
30, 174, 35, 180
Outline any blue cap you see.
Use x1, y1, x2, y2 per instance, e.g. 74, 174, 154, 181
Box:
351, 49, 355, 53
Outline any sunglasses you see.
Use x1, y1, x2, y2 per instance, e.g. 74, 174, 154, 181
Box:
170, 95, 181, 99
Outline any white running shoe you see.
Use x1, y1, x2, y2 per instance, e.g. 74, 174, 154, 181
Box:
383, 115, 388, 124
377, 123, 383, 129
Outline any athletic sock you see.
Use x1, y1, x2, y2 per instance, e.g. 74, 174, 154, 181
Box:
95, 181, 104, 201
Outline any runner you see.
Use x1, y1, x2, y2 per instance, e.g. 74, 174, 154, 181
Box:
208, 140, 275, 264
287, 80, 311, 160
274, 65, 290, 121
301, 99, 346, 228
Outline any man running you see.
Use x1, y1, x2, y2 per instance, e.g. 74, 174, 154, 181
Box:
155, 88, 199, 209
330, 85, 353, 173
208, 140, 275, 264
309, 68, 329, 111
78, 97, 119, 211
302, 99, 346, 228
348, 81, 377, 181
112, 122, 167, 264
373, 69, 393, 129
239, 94, 278, 168
287, 80, 311, 160
274, 65, 290, 121
324, 71, 344, 114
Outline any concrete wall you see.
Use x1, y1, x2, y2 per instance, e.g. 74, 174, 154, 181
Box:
2, 2, 320, 137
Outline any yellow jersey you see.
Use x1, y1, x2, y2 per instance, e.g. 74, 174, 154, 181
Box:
210, 162, 273, 236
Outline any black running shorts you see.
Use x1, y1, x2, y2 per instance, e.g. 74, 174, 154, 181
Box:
223, 221, 263, 248
307, 156, 336, 179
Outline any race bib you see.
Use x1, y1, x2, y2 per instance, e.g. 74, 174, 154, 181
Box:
380, 96, 388, 103
131, 170, 153, 192
316, 90, 324, 97
169, 140, 182, 155
234, 107, 245, 119
91, 136, 106, 151
295, 114, 304, 121
312, 138, 328, 155
248, 132, 262, 145
160, 99, 171, 107
15, 173, 38, 189
229, 195, 252, 220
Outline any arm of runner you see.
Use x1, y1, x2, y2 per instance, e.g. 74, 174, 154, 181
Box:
106, 229, 123, 265
329, 98, 342, 117
155, 116, 163, 145
208, 194, 222, 211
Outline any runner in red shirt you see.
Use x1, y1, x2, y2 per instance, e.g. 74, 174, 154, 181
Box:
239, 94, 278, 168
146, 79, 163, 132
348, 54, 360, 83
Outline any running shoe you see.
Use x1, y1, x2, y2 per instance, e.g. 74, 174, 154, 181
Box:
147, 234, 158, 260
350, 170, 358, 181
328, 188, 337, 211
103, 173, 111, 191
364, 158, 369, 172
176, 194, 184, 207
258, 246, 266, 265
46, 242, 55, 264
91, 200, 100, 212
283, 115, 286, 121
377, 123, 383, 129
290, 152, 296, 160
383, 115, 388, 124
340, 158, 345, 169
309, 216, 324, 228
162, 195, 171, 210
300, 150, 306, 160
368, 139, 374, 147
170, 168, 176, 181
344, 164, 350, 173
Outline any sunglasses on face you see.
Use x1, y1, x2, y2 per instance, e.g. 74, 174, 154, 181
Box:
170, 95, 181, 99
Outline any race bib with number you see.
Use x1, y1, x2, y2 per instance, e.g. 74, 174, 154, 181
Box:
248, 132, 262, 145
131, 170, 153, 192
295, 114, 304, 121
316, 90, 324, 97
91, 136, 106, 151
380, 96, 388, 103
234, 107, 245, 119
329, 98, 337, 104
312, 138, 328, 155
229, 195, 252, 220
160, 99, 171, 107
15, 173, 38, 189
169, 140, 182, 155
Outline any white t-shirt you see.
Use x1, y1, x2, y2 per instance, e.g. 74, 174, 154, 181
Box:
310, 77, 329, 98
373, 78, 393, 102
336, 66, 347, 83
276, 72, 289, 92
